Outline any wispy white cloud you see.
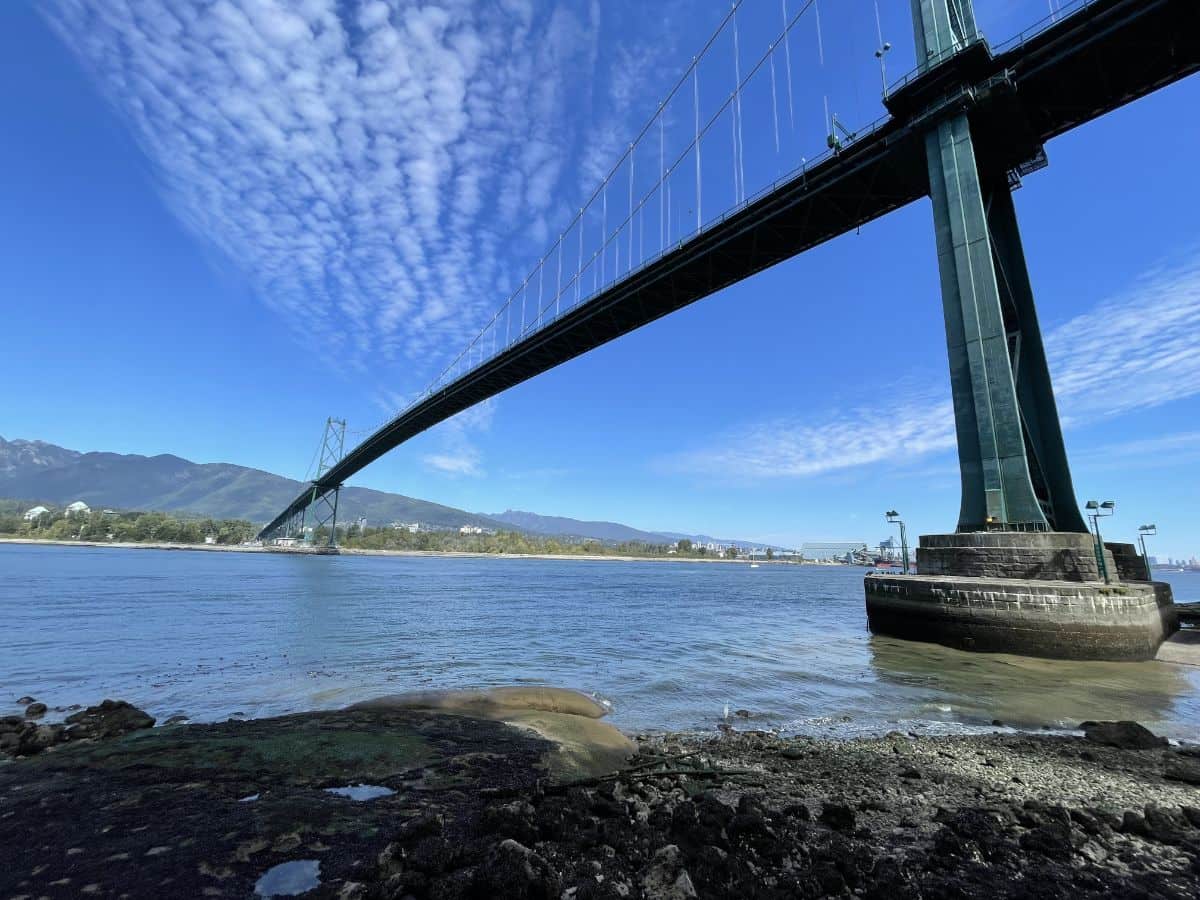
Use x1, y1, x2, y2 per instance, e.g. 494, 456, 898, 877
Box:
1070, 430, 1200, 473
39, 0, 647, 386
1045, 253, 1200, 423
419, 398, 495, 477
664, 251, 1200, 480
664, 387, 956, 480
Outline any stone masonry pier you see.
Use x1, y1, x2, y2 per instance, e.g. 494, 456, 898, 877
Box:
865, 533, 1178, 661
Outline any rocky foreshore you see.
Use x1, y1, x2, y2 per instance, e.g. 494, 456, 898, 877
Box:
1, 697, 1198, 899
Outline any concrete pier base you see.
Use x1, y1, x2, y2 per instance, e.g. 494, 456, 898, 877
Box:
864, 532, 1177, 661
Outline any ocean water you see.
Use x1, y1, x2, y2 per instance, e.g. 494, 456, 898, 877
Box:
2, 544, 1197, 739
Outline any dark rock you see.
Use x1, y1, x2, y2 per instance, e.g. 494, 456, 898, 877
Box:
1164, 755, 1200, 786
782, 802, 811, 821
15, 696, 35, 705
778, 746, 805, 760
475, 839, 561, 900
931, 809, 1010, 863
407, 834, 462, 875
1181, 806, 1200, 829
640, 844, 697, 900
671, 793, 733, 847
1020, 823, 1076, 860
376, 841, 404, 877
64, 700, 155, 741
482, 799, 539, 844
18, 723, 66, 756
899, 766, 922, 780
24, 702, 47, 718
1069, 809, 1111, 837
991, 719, 1004, 727
1079, 720, 1167, 750
162, 715, 189, 726
1120, 810, 1149, 837
1143, 805, 1190, 845
728, 796, 778, 854
394, 811, 444, 845
819, 802, 856, 832
733, 709, 751, 718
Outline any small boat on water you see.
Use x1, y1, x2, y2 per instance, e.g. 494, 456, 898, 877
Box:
749, 563, 760, 568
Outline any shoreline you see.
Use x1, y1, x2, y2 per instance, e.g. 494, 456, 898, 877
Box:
0, 536, 822, 566
3, 702, 1198, 898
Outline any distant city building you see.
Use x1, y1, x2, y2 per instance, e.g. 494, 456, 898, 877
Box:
460, 524, 484, 535
392, 522, 421, 533
22, 505, 50, 521
204, 534, 217, 545
64, 500, 90, 517
800, 541, 868, 562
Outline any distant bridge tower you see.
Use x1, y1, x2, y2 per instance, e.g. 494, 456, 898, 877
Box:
910, 0, 1087, 533
275, 417, 345, 547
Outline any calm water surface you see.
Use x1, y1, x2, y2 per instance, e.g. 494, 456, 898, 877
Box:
2, 544, 1197, 739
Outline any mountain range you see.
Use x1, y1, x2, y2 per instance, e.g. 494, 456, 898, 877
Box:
0, 436, 767, 547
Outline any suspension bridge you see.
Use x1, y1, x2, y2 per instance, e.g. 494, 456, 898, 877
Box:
259, 0, 1198, 545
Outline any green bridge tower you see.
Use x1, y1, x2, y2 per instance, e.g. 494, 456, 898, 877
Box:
911, 0, 1087, 534
863, 0, 1176, 661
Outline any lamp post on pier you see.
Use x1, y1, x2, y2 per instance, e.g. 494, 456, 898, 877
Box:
1085, 500, 1116, 584
1138, 524, 1157, 574
885, 510, 909, 574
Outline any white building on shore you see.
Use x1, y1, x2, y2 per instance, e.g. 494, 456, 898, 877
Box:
23, 505, 50, 521
64, 500, 90, 517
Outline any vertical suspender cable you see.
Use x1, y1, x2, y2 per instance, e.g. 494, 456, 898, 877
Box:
601, 181, 607, 286
693, 62, 701, 233
769, 44, 780, 154
537, 258, 543, 327
615, 213, 619, 274
814, 0, 825, 66
781, 0, 795, 130
556, 236, 562, 317
732, 2, 745, 203
628, 144, 634, 272
577, 211, 583, 304
520, 279, 526, 336
816, 0, 828, 139
659, 110, 665, 253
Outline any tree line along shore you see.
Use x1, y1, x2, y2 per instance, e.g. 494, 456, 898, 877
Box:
1, 499, 787, 562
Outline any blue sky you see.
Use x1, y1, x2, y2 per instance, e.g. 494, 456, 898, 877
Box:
2, 0, 1198, 558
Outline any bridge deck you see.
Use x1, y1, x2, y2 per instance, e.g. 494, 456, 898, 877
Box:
259, 0, 1199, 540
